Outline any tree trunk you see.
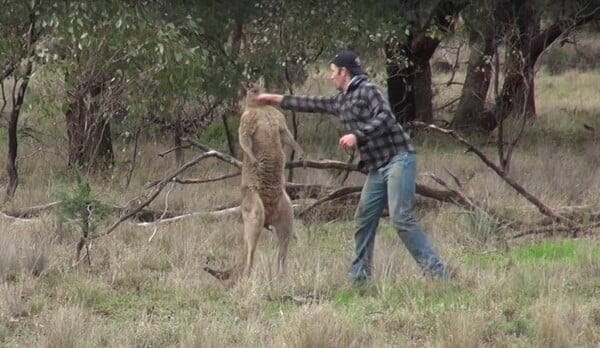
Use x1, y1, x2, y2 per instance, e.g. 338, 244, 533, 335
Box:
65, 80, 114, 173
494, 62, 536, 124
6, 107, 19, 200
451, 28, 495, 131
385, 43, 415, 125
385, 41, 435, 125
5, 74, 28, 201
385, 0, 465, 125
6, 69, 33, 200
490, 0, 600, 130
174, 120, 184, 167
385, 51, 436, 125
5, 2, 38, 201
413, 61, 434, 124
488, 2, 540, 130
221, 112, 236, 158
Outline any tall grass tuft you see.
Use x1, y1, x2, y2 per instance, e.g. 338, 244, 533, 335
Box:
436, 309, 487, 348
531, 298, 582, 348
274, 304, 373, 348
0, 224, 49, 281
35, 305, 99, 348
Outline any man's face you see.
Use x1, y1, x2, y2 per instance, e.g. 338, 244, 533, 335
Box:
329, 63, 348, 91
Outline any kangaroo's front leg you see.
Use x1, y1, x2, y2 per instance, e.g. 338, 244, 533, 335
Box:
239, 126, 259, 167
278, 119, 305, 161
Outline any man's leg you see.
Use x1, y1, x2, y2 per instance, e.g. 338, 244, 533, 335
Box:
385, 153, 447, 279
350, 171, 387, 283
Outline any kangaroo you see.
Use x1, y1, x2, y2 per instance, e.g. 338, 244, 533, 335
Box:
205, 77, 304, 280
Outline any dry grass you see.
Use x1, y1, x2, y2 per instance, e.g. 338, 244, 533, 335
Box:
0, 65, 599, 347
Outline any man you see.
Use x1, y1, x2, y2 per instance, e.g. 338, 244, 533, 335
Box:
253, 49, 449, 283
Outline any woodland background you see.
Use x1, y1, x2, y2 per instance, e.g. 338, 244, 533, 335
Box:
1, 1, 599, 347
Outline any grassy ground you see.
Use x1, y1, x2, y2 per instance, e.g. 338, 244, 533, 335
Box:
0, 67, 599, 347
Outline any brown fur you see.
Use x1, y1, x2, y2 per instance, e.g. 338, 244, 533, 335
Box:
207, 77, 304, 280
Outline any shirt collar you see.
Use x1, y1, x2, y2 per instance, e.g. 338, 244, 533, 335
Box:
344, 74, 367, 93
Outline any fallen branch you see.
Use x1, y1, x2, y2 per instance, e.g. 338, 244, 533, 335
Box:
285, 183, 330, 199
162, 137, 482, 209
0, 211, 37, 222
136, 201, 313, 226
506, 220, 600, 240
183, 135, 366, 173
147, 181, 176, 242
99, 150, 224, 238
158, 144, 193, 157
410, 122, 578, 228
285, 159, 363, 172
138, 206, 242, 226
1, 200, 61, 219
181, 137, 242, 168
146, 172, 240, 188
298, 186, 362, 218
95, 137, 498, 233
422, 172, 482, 213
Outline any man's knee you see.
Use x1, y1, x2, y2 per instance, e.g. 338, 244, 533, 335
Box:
391, 213, 416, 232
355, 207, 380, 229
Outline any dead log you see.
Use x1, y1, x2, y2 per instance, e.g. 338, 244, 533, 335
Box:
506, 220, 600, 240
285, 182, 329, 199
298, 186, 362, 219
0, 201, 61, 219
145, 172, 240, 188
410, 121, 578, 228
99, 150, 226, 238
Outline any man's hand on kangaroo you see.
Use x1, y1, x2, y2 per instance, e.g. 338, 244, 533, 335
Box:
253, 93, 283, 105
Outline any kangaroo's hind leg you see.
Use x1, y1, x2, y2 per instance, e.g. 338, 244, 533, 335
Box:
269, 192, 294, 277
241, 188, 265, 278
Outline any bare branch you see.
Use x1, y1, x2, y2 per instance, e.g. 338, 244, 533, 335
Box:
298, 186, 362, 218
421, 172, 481, 213
183, 136, 365, 173
100, 150, 225, 238
285, 159, 364, 172
148, 182, 176, 242
158, 144, 193, 157
0, 201, 61, 219
125, 127, 142, 189
433, 96, 461, 112
136, 201, 312, 226
139, 206, 241, 226
145, 172, 241, 188
410, 121, 578, 228
180, 136, 242, 167
506, 220, 600, 240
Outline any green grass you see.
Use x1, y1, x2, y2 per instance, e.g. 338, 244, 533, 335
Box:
196, 116, 241, 151
459, 239, 599, 268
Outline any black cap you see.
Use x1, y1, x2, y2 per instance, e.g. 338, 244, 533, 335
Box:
330, 50, 364, 76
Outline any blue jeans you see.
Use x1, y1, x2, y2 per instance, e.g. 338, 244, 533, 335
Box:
350, 152, 447, 282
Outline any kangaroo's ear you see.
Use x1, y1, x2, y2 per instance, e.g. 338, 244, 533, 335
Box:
256, 76, 265, 89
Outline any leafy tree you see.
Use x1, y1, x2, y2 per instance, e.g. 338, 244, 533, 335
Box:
452, 0, 600, 133
349, 0, 466, 125
0, 0, 41, 201
38, 1, 207, 172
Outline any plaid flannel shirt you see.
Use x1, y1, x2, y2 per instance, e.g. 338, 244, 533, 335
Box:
281, 76, 414, 172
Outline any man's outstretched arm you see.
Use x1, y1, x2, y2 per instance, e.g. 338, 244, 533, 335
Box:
254, 93, 337, 115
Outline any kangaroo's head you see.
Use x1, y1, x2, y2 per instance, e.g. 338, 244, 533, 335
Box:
243, 76, 264, 105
